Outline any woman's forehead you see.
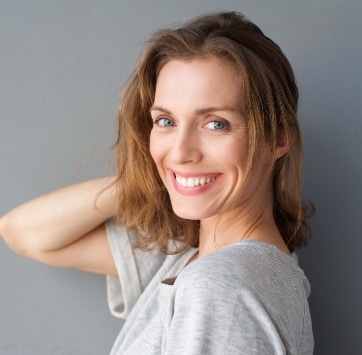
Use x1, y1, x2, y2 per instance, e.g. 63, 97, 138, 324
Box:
154, 58, 244, 111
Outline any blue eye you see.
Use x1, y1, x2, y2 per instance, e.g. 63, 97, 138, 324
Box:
205, 120, 227, 130
155, 118, 174, 127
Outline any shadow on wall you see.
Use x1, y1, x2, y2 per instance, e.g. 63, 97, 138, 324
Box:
298, 88, 362, 354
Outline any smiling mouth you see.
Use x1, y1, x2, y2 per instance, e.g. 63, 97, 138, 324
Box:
175, 174, 217, 188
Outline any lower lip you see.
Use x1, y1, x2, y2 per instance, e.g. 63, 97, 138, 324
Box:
169, 171, 222, 196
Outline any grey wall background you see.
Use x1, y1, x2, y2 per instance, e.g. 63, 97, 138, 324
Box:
0, 0, 361, 354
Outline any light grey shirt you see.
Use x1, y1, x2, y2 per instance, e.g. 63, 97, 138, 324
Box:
106, 220, 313, 354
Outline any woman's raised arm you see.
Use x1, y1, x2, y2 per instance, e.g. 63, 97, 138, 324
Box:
0, 177, 118, 275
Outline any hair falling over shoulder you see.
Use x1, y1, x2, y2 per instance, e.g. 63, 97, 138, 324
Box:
112, 11, 314, 253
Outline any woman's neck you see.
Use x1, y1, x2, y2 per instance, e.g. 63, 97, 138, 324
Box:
197, 200, 290, 258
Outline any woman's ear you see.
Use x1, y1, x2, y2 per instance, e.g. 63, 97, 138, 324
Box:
274, 131, 294, 160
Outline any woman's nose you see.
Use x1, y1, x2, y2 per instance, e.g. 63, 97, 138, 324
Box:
169, 128, 202, 165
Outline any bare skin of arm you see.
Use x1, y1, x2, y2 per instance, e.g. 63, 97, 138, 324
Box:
0, 177, 118, 275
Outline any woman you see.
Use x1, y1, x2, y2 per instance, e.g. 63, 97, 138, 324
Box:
0, 11, 314, 354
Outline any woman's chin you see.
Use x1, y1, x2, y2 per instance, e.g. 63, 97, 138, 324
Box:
171, 203, 212, 221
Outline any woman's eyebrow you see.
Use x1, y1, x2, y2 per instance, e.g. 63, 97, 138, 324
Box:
150, 105, 171, 114
194, 106, 239, 115
150, 105, 239, 115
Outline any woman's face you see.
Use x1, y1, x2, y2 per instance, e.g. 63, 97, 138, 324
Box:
150, 57, 266, 220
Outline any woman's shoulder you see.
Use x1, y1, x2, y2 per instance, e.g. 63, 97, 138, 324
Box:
169, 240, 313, 354
175, 239, 310, 301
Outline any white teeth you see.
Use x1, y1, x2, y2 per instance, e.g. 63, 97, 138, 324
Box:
175, 175, 216, 188
187, 178, 194, 187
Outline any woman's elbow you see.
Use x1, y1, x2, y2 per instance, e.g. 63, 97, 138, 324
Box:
0, 210, 34, 256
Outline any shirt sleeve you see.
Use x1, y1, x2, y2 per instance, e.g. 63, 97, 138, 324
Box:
165, 273, 287, 354
163, 244, 311, 355
105, 219, 166, 319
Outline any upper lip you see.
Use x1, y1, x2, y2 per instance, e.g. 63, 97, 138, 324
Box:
168, 169, 220, 179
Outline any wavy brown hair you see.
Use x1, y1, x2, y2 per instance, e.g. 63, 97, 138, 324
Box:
113, 11, 314, 253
